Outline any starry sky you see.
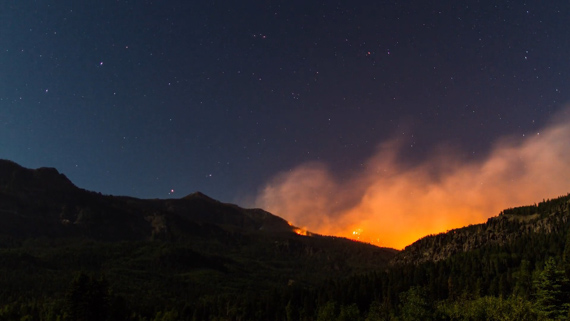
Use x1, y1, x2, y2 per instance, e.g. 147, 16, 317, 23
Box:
2, 0, 569, 207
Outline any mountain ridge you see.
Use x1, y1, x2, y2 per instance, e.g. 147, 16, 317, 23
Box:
0, 159, 397, 292
3, 159, 570, 320
0, 159, 303, 240
392, 193, 570, 265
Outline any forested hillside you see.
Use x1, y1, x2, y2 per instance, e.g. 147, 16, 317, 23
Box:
2, 160, 570, 320
286, 194, 570, 321
0, 160, 396, 320
393, 194, 570, 265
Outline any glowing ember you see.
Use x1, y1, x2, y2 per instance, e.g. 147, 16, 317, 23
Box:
293, 228, 308, 236
287, 221, 310, 236
351, 228, 363, 240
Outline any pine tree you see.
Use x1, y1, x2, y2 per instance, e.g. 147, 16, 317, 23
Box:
337, 303, 360, 321
513, 260, 532, 299
562, 229, 570, 277
399, 286, 432, 321
534, 257, 570, 320
316, 301, 336, 321
64, 273, 109, 321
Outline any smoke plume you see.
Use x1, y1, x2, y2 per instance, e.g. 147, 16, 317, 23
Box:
256, 108, 570, 249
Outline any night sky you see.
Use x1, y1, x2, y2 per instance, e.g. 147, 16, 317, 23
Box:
2, 1, 570, 238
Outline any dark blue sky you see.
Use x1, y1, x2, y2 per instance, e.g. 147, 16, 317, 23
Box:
1, 0, 569, 202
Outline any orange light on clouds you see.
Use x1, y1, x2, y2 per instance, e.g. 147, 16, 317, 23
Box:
256, 108, 570, 249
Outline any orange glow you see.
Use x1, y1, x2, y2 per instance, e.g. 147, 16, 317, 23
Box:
256, 107, 570, 249
293, 228, 309, 236
351, 228, 363, 240
287, 221, 310, 236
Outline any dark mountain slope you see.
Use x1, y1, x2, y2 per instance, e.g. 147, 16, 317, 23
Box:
391, 193, 570, 265
0, 159, 397, 313
0, 160, 149, 241
3, 159, 570, 320
289, 194, 570, 321
0, 159, 296, 241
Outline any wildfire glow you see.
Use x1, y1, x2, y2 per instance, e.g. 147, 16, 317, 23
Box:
293, 228, 309, 236
256, 108, 570, 250
287, 221, 309, 236
351, 228, 363, 240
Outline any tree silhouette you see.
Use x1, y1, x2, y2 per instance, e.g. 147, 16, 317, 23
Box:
534, 257, 570, 320
65, 272, 109, 321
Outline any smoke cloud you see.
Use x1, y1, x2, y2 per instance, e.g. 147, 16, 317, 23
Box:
256, 108, 570, 249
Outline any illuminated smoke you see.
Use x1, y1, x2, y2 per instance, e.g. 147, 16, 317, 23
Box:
256, 108, 570, 249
